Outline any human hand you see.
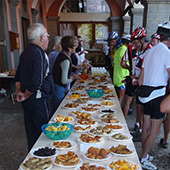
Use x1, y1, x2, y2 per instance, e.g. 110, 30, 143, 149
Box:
16, 92, 27, 102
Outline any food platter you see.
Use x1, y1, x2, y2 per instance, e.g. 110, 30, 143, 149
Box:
109, 145, 135, 157
51, 140, 77, 150
30, 147, 58, 159
75, 163, 107, 170
20, 157, 53, 170
82, 152, 112, 162
107, 159, 138, 170
109, 132, 133, 142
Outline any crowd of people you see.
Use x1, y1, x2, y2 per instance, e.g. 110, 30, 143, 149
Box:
103, 22, 170, 170
14, 21, 170, 170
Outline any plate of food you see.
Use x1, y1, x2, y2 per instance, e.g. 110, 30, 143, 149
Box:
109, 133, 133, 142
80, 106, 99, 113
101, 101, 115, 107
53, 151, 83, 168
51, 140, 77, 150
76, 119, 98, 126
74, 125, 92, 132
101, 117, 120, 124
20, 157, 53, 170
83, 146, 111, 162
53, 115, 74, 123
30, 146, 58, 159
63, 103, 79, 109
77, 133, 104, 144
104, 124, 124, 131
89, 126, 114, 136
99, 108, 117, 114
67, 93, 81, 100
75, 163, 107, 170
107, 159, 138, 170
98, 112, 117, 119
73, 85, 86, 91
109, 144, 135, 157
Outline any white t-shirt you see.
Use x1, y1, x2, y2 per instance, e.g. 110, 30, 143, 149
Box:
139, 42, 170, 103
142, 42, 170, 86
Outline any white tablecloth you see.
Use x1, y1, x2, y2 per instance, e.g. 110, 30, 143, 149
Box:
19, 75, 142, 170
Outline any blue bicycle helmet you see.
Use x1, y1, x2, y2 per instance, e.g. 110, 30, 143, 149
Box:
108, 31, 118, 40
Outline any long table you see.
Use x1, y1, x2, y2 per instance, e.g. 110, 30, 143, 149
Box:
19, 74, 142, 170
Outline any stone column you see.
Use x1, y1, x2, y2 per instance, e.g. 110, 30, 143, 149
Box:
123, 15, 131, 34
8, 0, 20, 68
145, 0, 170, 40
0, 0, 11, 71
131, 8, 144, 32
109, 16, 124, 35
31, 8, 38, 23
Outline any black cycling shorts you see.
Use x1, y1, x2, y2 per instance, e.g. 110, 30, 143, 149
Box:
143, 96, 165, 119
125, 81, 137, 96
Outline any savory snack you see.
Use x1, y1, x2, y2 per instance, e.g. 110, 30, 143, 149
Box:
77, 118, 96, 126
85, 147, 111, 159
53, 141, 71, 148
101, 101, 115, 106
100, 113, 116, 119
74, 125, 91, 131
69, 93, 81, 99
74, 86, 85, 90
111, 133, 129, 140
79, 134, 102, 143
81, 106, 98, 112
79, 79, 86, 83
90, 126, 113, 135
79, 163, 106, 170
104, 124, 123, 130
64, 103, 79, 108
102, 95, 115, 100
86, 103, 101, 108
109, 145, 132, 155
109, 159, 137, 170
21, 157, 53, 170
54, 151, 81, 166
54, 115, 74, 122
101, 115, 120, 124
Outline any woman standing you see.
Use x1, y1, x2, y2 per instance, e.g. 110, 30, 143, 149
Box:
52, 36, 78, 113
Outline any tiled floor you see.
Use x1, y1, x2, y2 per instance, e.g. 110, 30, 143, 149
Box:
0, 96, 170, 170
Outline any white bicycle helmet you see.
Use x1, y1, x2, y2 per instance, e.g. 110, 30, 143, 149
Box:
122, 34, 131, 41
157, 21, 170, 40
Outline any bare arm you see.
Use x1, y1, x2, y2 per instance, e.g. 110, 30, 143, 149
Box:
160, 68, 170, 113
121, 60, 130, 70
138, 68, 144, 86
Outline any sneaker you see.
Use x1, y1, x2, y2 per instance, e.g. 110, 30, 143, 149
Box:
141, 159, 157, 170
147, 154, 153, 162
160, 138, 169, 148
131, 131, 141, 142
133, 124, 140, 132
128, 109, 133, 115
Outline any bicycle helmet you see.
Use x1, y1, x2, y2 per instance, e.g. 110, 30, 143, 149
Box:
157, 21, 170, 40
131, 27, 147, 41
151, 33, 160, 40
108, 31, 118, 40
122, 34, 131, 41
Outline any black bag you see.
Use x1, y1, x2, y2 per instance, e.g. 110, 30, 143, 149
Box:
136, 85, 164, 97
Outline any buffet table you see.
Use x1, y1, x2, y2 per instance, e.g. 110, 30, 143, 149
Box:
19, 73, 142, 170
